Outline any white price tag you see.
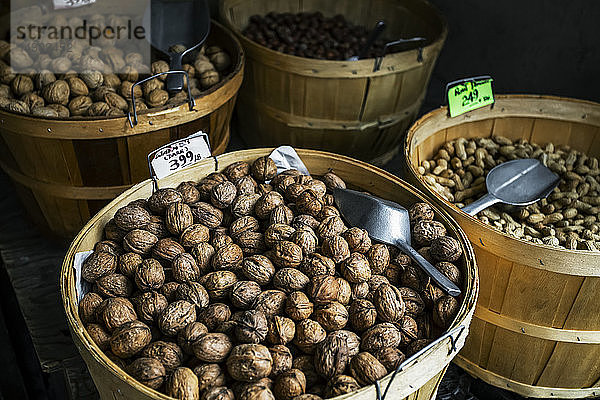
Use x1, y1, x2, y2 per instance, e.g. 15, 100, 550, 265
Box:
150, 132, 212, 180
268, 146, 311, 177
53, 0, 97, 9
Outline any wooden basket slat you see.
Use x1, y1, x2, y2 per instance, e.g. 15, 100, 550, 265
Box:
60, 148, 478, 400
405, 95, 600, 398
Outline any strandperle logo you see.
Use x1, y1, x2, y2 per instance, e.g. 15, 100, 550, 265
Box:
14, 19, 146, 47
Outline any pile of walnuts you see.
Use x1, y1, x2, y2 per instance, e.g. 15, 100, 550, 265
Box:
79, 156, 464, 400
0, 27, 232, 118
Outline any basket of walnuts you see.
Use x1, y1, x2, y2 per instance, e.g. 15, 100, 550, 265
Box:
61, 148, 478, 400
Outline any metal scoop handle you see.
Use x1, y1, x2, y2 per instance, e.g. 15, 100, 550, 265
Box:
395, 240, 461, 297
461, 193, 500, 216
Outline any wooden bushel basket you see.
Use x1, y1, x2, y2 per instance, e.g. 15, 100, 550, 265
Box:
220, 0, 447, 165
0, 21, 243, 239
61, 148, 478, 400
404, 95, 600, 398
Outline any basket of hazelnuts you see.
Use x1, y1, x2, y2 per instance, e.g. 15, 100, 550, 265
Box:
61, 148, 478, 400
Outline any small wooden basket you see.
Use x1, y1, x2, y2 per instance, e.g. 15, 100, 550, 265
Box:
61, 148, 478, 400
220, 0, 447, 164
404, 95, 600, 398
0, 21, 244, 239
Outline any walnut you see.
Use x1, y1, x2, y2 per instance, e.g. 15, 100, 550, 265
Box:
227, 344, 273, 382
401, 264, 428, 291
398, 287, 425, 317
191, 202, 223, 228
413, 220, 447, 246
313, 301, 348, 331
135, 291, 168, 324
165, 367, 199, 400
271, 241, 303, 268
430, 236, 463, 262
210, 181, 237, 209
285, 291, 313, 321
373, 284, 405, 322
192, 332, 233, 363
316, 216, 346, 240
434, 295, 459, 328
255, 191, 285, 219
82, 251, 117, 283
42, 79, 69, 104
295, 190, 323, 218
351, 282, 369, 300
374, 347, 405, 371
341, 253, 372, 283
398, 315, 419, 346
87, 323, 111, 350
202, 386, 234, 400
301, 254, 335, 278
266, 316, 296, 345
436, 261, 462, 285
146, 88, 169, 107
129, 357, 166, 390
201, 271, 237, 300
409, 202, 435, 225
237, 231, 267, 255
79, 292, 103, 323
273, 268, 310, 293
148, 188, 183, 214
292, 214, 320, 231
235, 175, 258, 195
165, 202, 194, 235
180, 224, 210, 248
242, 254, 276, 286
87, 101, 109, 116
230, 281, 262, 309
158, 300, 196, 336
191, 242, 215, 274
264, 224, 296, 247
176, 282, 210, 311
321, 236, 350, 264
267, 205, 293, 226
142, 340, 184, 372
21, 93, 44, 110
68, 95, 92, 115
232, 194, 261, 218
236, 310, 268, 344
198, 303, 231, 331
223, 161, 249, 180
120, 81, 142, 100
314, 333, 349, 379
290, 228, 318, 256
274, 369, 306, 400
341, 227, 371, 254
172, 253, 200, 283
113, 205, 150, 231
176, 181, 201, 203
251, 156, 277, 182
34, 70, 56, 90
294, 319, 326, 354
109, 320, 152, 358
178, 322, 208, 355
269, 344, 293, 378
31, 106, 59, 117
200, 70, 220, 88
206, 47, 231, 72
350, 352, 387, 385
198, 172, 227, 199
123, 229, 157, 255
5, 99, 29, 114
212, 244, 243, 271
134, 259, 165, 291
104, 91, 128, 111
230, 216, 260, 239
324, 375, 359, 398
95, 273, 133, 298
366, 244, 390, 274
153, 238, 185, 262
348, 299, 377, 332
308, 275, 340, 304
193, 363, 226, 391
11, 75, 33, 96
100, 297, 136, 331
306, 180, 326, 198
254, 290, 287, 317
360, 322, 402, 352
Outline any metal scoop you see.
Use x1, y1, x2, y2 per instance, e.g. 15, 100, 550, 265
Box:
461, 159, 560, 216
144, 0, 211, 93
333, 188, 461, 296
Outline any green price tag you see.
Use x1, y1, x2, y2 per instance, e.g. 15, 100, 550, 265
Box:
447, 77, 494, 117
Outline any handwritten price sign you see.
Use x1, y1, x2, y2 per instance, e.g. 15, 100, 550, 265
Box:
53, 0, 96, 9
447, 76, 494, 118
150, 132, 211, 180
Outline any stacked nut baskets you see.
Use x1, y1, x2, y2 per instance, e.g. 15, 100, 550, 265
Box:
61, 149, 478, 400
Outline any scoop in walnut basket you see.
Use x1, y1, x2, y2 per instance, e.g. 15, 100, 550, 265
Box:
333, 188, 461, 296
